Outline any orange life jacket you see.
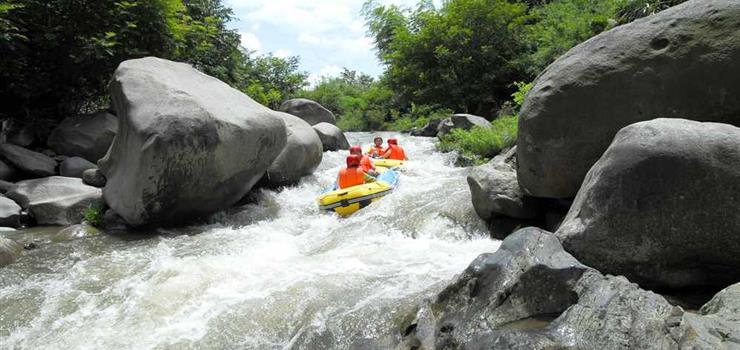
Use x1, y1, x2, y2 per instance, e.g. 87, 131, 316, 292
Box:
338, 167, 366, 189
360, 155, 375, 173
367, 145, 384, 157
386, 145, 406, 160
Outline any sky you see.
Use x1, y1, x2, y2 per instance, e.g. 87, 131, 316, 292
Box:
224, 0, 438, 86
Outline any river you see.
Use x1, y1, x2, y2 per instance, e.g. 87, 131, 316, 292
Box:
0, 132, 500, 350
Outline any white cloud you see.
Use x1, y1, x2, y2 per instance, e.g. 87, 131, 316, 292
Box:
239, 31, 262, 53
308, 65, 344, 86
273, 49, 292, 58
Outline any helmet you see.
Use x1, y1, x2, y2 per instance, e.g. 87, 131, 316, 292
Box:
346, 154, 362, 168
349, 145, 362, 155
388, 138, 398, 145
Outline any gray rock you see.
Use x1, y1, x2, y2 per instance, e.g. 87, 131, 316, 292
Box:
0, 180, 13, 193
467, 159, 538, 221
5, 176, 103, 226
0, 143, 57, 177
279, 98, 336, 125
411, 119, 443, 137
437, 114, 490, 139
518, 0, 740, 198
0, 236, 22, 267
312, 122, 350, 151
0, 159, 18, 181
7, 126, 35, 148
82, 168, 106, 188
52, 224, 101, 242
99, 57, 287, 226
557, 119, 740, 290
103, 209, 129, 231
261, 112, 323, 187
0, 195, 21, 228
47, 112, 118, 162
403, 227, 739, 350
59, 157, 97, 178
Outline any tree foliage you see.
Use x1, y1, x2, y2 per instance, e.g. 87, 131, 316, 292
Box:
0, 0, 306, 130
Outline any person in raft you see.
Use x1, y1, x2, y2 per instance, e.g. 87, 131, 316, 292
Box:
337, 154, 376, 189
382, 137, 408, 160
366, 136, 385, 158
349, 145, 378, 176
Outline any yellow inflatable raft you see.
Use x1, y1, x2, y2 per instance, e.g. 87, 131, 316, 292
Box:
372, 159, 405, 168
317, 170, 400, 216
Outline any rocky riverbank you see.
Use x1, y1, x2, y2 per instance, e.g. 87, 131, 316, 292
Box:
406, 0, 740, 348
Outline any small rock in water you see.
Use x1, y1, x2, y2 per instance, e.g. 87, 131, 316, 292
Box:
82, 168, 106, 187
23, 242, 37, 250
53, 224, 100, 242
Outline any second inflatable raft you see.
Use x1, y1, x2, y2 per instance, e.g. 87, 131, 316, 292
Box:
317, 170, 400, 216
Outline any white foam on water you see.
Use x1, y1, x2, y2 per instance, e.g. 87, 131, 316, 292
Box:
0, 133, 500, 350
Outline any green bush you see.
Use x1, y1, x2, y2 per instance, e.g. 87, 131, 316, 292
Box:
82, 204, 104, 228
438, 114, 518, 163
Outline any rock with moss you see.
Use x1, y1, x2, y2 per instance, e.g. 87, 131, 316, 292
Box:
52, 224, 101, 242
557, 119, 740, 290
517, 0, 740, 198
99, 57, 287, 227
436, 114, 490, 139
5, 176, 103, 226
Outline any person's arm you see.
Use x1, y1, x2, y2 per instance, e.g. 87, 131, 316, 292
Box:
364, 172, 376, 182
382, 148, 392, 159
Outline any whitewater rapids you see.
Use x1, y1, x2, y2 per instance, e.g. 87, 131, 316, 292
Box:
0, 132, 500, 349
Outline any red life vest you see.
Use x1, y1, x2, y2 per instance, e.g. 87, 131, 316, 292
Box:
338, 167, 366, 189
386, 145, 406, 160
360, 155, 375, 173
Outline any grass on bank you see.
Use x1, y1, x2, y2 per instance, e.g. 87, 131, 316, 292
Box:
82, 204, 104, 228
438, 114, 519, 164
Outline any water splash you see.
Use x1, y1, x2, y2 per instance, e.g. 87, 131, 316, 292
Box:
0, 133, 500, 349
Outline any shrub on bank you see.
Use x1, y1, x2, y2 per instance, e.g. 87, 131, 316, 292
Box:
438, 114, 518, 164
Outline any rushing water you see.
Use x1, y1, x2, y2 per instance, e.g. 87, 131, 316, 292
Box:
0, 133, 500, 350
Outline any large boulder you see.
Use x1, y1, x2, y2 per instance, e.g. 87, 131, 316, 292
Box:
402, 227, 740, 349
517, 0, 740, 198
47, 112, 118, 163
0, 195, 21, 227
0, 236, 22, 267
0, 159, 19, 181
556, 119, 740, 290
5, 176, 103, 226
99, 57, 287, 226
0, 143, 57, 177
312, 122, 349, 151
261, 112, 323, 187
437, 114, 490, 139
467, 155, 538, 221
279, 98, 336, 125
59, 157, 97, 178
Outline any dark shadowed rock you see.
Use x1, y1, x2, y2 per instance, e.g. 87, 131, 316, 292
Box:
82, 168, 106, 188
0, 180, 13, 194
312, 122, 350, 151
47, 112, 118, 162
7, 126, 35, 148
279, 98, 336, 125
59, 157, 97, 178
0, 159, 19, 181
99, 57, 287, 226
0, 195, 21, 228
518, 0, 740, 198
411, 119, 443, 137
402, 227, 740, 349
0, 143, 57, 177
6, 176, 103, 226
261, 112, 323, 187
0, 236, 22, 267
557, 119, 740, 290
